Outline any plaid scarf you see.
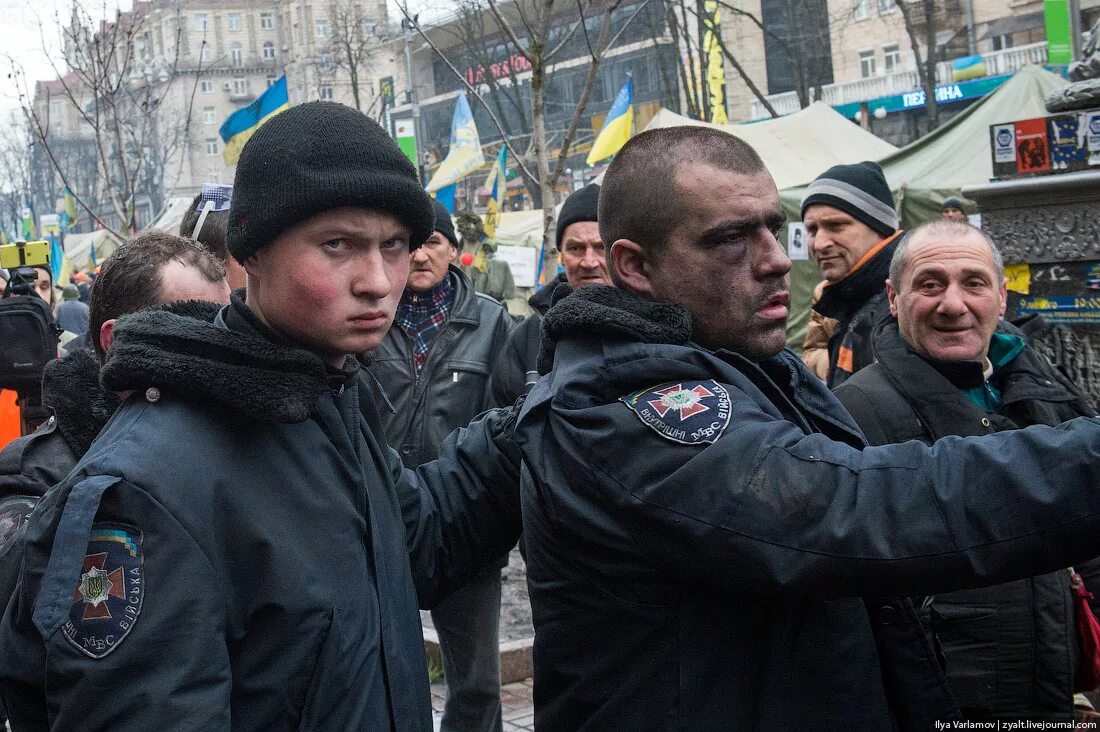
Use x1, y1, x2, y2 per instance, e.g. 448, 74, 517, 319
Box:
396, 273, 455, 374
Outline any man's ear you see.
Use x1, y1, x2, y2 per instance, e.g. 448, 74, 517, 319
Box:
100, 319, 118, 353
886, 279, 899, 318
998, 279, 1008, 318
242, 251, 262, 279
609, 239, 653, 295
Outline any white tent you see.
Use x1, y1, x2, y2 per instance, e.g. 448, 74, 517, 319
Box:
145, 196, 194, 235
63, 230, 117, 271
642, 102, 898, 190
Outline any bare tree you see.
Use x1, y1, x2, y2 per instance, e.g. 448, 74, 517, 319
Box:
399, 0, 651, 273
896, 0, 941, 132
8, 1, 199, 240
327, 0, 381, 111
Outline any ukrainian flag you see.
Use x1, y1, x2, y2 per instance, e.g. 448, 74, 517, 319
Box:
587, 76, 633, 166
219, 76, 290, 166
482, 146, 507, 238
426, 94, 485, 193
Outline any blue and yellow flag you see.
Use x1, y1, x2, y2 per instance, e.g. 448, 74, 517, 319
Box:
219, 76, 290, 165
426, 94, 485, 193
482, 146, 507, 238
587, 76, 633, 165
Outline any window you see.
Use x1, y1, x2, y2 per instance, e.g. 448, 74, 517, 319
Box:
883, 44, 900, 73
319, 52, 333, 71
202, 106, 216, 124
266, 75, 278, 88
292, 23, 300, 43
262, 42, 276, 61
194, 13, 208, 31
227, 13, 241, 31
260, 12, 274, 30
49, 101, 61, 119
315, 19, 330, 38
199, 44, 212, 62
877, 0, 896, 12
859, 50, 876, 78
853, 0, 871, 21
232, 77, 249, 95
319, 84, 333, 100
362, 18, 377, 36
230, 43, 243, 67
991, 34, 1014, 51
206, 138, 219, 156
200, 79, 214, 93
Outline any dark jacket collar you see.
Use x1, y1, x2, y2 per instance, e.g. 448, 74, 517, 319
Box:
445, 265, 482, 326
40, 348, 119, 456
870, 316, 1080, 439
101, 296, 334, 423
815, 230, 902, 321
529, 272, 568, 315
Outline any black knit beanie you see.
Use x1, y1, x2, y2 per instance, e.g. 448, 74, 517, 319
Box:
941, 196, 966, 212
555, 183, 600, 249
431, 199, 458, 247
800, 161, 898, 238
227, 102, 434, 263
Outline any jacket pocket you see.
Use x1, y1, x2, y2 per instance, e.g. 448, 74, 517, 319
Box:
297, 607, 348, 731
933, 603, 998, 713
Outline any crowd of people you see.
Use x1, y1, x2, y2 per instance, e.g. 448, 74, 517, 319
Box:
1, 100, 1100, 731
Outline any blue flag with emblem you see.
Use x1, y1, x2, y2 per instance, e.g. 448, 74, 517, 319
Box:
425, 94, 485, 193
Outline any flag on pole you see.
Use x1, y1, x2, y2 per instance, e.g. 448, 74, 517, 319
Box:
587, 76, 634, 165
433, 185, 457, 215
482, 146, 507, 238
219, 76, 290, 165
702, 1, 729, 124
426, 94, 485, 193
62, 188, 78, 230
49, 234, 64, 282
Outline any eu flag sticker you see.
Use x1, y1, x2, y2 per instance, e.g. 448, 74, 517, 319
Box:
620, 380, 732, 445
63, 523, 144, 659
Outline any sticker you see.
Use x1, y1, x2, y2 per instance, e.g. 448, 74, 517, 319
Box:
0, 495, 37, 547
993, 123, 1016, 164
1085, 111, 1100, 166
620, 380, 732, 445
787, 223, 809, 261
62, 523, 144, 659
1018, 295, 1100, 325
1015, 118, 1050, 173
1004, 263, 1030, 295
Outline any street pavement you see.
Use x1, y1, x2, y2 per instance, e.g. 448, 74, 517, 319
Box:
431, 677, 535, 731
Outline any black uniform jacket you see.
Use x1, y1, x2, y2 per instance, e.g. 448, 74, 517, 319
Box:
0, 296, 522, 731
835, 317, 1100, 721
515, 285, 1100, 732
488, 272, 565, 408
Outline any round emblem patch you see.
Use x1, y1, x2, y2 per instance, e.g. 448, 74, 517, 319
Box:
0, 495, 37, 547
620, 380, 732, 445
62, 523, 144, 659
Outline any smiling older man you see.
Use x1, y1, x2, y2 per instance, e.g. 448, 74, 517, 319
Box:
834, 219, 1100, 724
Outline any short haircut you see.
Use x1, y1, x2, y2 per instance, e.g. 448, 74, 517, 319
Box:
598, 126, 766, 268
889, 219, 1004, 287
180, 192, 230, 265
89, 230, 226, 359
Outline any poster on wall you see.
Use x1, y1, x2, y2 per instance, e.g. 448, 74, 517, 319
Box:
496, 245, 538, 288
787, 223, 809, 261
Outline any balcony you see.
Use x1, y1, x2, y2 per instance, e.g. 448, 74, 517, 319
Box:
750, 41, 1049, 120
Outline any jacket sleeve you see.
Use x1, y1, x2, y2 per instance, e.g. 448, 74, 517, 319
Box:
489, 317, 535, 409
481, 304, 515, 413
392, 406, 523, 607
0, 476, 232, 730
528, 387, 1100, 599
801, 281, 835, 380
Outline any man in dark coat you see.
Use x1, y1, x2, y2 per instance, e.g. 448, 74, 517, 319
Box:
368, 199, 513, 732
515, 125, 1100, 731
802, 161, 903, 387
834, 219, 1100, 722
489, 183, 609, 407
0, 102, 522, 731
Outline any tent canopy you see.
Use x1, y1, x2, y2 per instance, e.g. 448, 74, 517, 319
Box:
643, 102, 899, 190
146, 196, 194, 235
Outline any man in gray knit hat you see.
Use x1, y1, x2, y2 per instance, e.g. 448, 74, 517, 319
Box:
801, 161, 902, 387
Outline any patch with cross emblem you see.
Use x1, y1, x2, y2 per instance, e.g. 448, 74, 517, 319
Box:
620, 380, 733, 445
62, 523, 144, 659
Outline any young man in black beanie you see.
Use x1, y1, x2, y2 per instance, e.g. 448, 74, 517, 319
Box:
801, 160, 902, 387
489, 183, 609, 407
0, 102, 523, 731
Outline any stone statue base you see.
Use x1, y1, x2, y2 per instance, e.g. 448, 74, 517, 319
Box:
1046, 79, 1100, 113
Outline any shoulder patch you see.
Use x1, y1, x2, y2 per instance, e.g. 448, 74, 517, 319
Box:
620, 380, 732, 445
0, 495, 37, 547
62, 523, 144, 659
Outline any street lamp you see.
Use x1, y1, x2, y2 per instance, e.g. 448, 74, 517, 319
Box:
400, 15, 426, 184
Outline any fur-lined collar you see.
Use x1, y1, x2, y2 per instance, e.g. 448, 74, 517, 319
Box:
100, 299, 330, 423
537, 285, 693, 374
41, 348, 119, 456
